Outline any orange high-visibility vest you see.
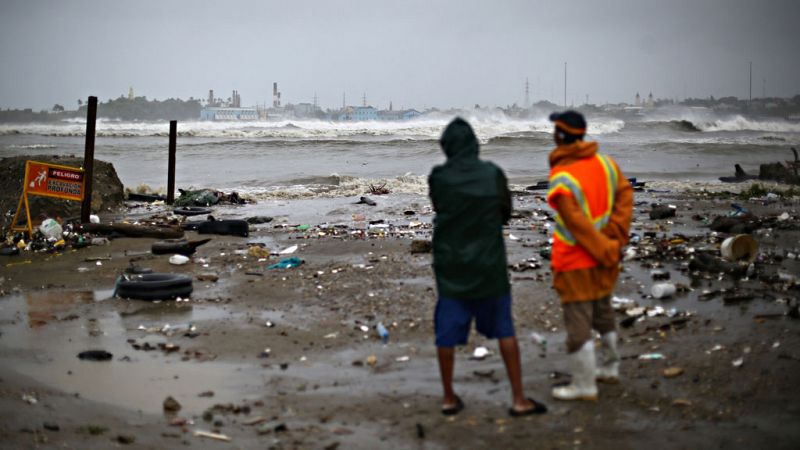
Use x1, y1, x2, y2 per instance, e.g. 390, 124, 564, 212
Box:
547, 153, 620, 272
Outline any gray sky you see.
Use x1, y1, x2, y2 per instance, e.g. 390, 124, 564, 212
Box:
1, 0, 798, 111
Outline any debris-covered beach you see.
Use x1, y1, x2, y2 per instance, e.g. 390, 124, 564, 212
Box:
0, 113, 799, 448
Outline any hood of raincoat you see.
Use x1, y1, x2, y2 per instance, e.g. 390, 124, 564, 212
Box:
440, 117, 479, 162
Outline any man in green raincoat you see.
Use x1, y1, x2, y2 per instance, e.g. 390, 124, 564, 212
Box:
428, 117, 547, 417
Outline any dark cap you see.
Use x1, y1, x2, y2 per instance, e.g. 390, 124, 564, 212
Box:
549, 110, 587, 136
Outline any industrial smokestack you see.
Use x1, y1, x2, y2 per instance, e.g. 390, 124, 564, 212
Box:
272, 83, 280, 108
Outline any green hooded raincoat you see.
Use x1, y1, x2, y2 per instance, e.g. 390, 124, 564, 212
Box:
428, 118, 511, 300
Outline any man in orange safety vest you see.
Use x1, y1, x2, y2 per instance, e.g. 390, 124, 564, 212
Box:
546, 111, 633, 401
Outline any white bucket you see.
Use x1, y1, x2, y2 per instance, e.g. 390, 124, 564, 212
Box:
720, 234, 758, 262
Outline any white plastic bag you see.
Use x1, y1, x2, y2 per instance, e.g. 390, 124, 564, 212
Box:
38, 219, 63, 240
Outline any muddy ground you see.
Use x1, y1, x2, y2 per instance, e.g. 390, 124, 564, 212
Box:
0, 186, 799, 450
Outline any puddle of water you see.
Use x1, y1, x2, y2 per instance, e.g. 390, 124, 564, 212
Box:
0, 292, 267, 415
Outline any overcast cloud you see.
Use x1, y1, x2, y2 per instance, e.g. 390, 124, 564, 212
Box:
1, 0, 798, 111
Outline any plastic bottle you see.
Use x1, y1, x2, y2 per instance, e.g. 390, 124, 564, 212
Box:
651, 283, 677, 299
376, 322, 389, 344
530, 332, 547, 349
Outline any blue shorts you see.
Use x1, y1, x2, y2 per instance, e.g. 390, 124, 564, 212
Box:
434, 293, 515, 347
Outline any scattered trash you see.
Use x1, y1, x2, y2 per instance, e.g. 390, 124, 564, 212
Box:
22, 393, 37, 405
366, 355, 378, 366
163, 396, 182, 412
376, 322, 389, 343
38, 218, 64, 240
638, 353, 665, 360
410, 240, 432, 254
168, 254, 190, 265
77, 350, 113, 361
89, 214, 100, 224
732, 357, 744, 368
471, 346, 491, 360
356, 196, 377, 206
152, 238, 211, 256
720, 234, 758, 262
530, 332, 547, 348
279, 245, 298, 255
650, 205, 676, 220
663, 367, 684, 378
193, 430, 231, 442
268, 257, 303, 269
652, 283, 677, 299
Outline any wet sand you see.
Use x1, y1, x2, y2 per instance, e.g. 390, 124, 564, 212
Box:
1, 185, 799, 449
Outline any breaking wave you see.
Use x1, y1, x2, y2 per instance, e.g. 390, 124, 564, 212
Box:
0, 115, 625, 141
235, 173, 428, 201
697, 115, 800, 133
631, 115, 800, 133
8, 144, 58, 149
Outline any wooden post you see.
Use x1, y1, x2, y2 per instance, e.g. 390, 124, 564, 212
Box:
167, 120, 177, 205
80, 96, 97, 223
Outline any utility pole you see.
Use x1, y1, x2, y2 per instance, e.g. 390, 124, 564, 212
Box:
342, 92, 345, 109
564, 62, 567, 108
749, 61, 752, 103
525, 77, 530, 108
362, 92, 367, 107
313, 92, 318, 108
762, 78, 766, 98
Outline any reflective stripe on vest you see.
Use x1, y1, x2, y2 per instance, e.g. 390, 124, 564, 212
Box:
549, 154, 619, 247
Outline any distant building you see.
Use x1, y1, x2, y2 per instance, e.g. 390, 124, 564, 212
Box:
291, 102, 321, 118
375, 108, 422, 121
402, 109, 421, 120
200, 107, 258, 121
339, 106, 378, 121
635, 92, 641, 107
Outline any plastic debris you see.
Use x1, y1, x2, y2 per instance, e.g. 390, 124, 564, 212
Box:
278, 245, 298, 255
194, 430, 231, 442
267, 257, 303, 269
39, 219, 63, 240
376, 322, 389, 343
652, 283, 677, 299
638, 353, 665, 360
471, 346, 491, 360
169, 254, 190, 265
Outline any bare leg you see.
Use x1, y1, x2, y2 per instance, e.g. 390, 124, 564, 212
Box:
437, 346, 459, 407
498, 337, 535, 411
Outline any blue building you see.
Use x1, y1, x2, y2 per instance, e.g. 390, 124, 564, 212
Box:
200, 107, 259, 121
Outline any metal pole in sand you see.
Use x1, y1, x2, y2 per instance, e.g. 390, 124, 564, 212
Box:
167, 120, 177, 205
80, 96, 97, 223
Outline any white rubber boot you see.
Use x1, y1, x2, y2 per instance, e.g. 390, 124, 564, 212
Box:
596, 331, 620, 384
552, 341, 598, 401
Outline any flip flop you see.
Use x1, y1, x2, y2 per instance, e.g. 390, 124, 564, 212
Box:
441, 396, 464, 416
509, 398, 548, 417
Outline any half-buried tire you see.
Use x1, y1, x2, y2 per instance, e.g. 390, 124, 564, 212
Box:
174, 206, 212, 216
117, 273, 193, 301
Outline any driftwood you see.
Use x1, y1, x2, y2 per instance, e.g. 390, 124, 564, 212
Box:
81, 222, 184, 239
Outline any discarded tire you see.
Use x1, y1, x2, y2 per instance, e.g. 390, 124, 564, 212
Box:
174, 206, 212, 217
151, 238, 211, 256
117, 273, 193, 301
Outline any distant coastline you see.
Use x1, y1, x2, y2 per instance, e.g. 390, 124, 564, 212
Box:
1, 94, 799, 123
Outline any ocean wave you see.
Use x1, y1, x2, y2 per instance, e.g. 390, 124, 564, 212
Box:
0, 115, 625, 140
698, 115, 800, 133
234, 173, 428, 201
8, 144, 58, 149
